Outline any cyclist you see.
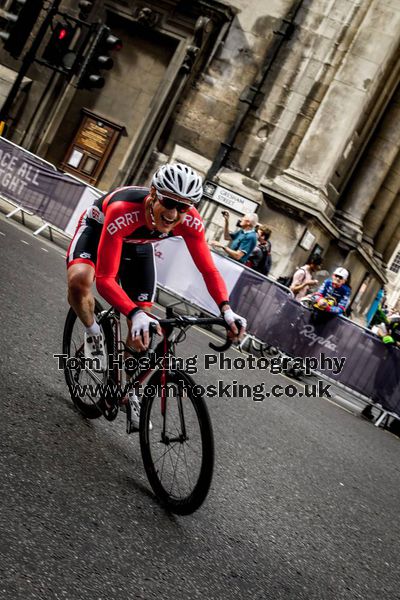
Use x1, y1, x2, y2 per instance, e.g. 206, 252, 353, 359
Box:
66, 163, 247, 427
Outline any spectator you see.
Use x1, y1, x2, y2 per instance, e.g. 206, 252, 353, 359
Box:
211, 212, 257, 264
312, 266, 351, 315
290, 255, 322, 301
361, 312, 400, 425
245, 225, 272, 276
370, 311, 400, 346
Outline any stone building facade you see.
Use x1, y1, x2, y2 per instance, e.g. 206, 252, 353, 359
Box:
386, 241, 400, 311
1, 0, 400, 319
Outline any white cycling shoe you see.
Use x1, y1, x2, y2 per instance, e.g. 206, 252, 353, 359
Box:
126, 391, 152, 434
84, 332, 107, 372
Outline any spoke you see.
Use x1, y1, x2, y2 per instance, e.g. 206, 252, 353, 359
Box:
151, 442, 180, 464
167, 442, 183, 497
181, 442, 193, 490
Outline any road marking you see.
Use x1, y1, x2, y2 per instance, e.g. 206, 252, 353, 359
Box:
0, 213, 66, 257
21, 240, 30, 245
325, 396, 356, 415
0, 231, 5, 236
41, 247, 49, 252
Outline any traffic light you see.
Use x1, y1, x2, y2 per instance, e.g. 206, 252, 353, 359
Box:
0, 0, 44, 58
78, 1, 94, 22
77, 24, 122, 90
42, 22, 75, 69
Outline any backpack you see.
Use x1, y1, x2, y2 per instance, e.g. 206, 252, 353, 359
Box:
277, 267, 305, 289
246, 242, 271, 276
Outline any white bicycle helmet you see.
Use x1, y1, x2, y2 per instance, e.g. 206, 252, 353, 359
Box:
152, 163, 203, 204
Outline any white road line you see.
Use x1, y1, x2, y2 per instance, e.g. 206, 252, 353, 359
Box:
0, 231, 5, 236
41, 247, 49, 252
325, 396, 357, 415
21, 240, 29, 245
0, 213, 66, 257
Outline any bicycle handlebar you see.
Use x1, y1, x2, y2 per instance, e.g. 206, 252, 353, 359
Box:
150, 315, 240, 353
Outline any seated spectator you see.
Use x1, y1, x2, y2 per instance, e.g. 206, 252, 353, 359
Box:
290, 255, 322, 300
312, 266, 351, 315
211, 211, 257, 264
245, 225, 272, 276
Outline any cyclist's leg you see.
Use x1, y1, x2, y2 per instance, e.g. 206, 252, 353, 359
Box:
67, 263, 96, 327
66, 217, 100, 328
119, 243, 156, 425
119, 243, 156, 348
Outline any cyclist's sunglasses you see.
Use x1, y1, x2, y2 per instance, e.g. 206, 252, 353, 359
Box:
156, 192, 193, 213
333, 274, 344, 280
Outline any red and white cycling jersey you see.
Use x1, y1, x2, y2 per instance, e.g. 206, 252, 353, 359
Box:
68, 186, 228, 317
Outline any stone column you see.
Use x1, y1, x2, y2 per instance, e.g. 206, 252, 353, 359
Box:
362, 151, 400, 245
261, 0, 400, 218
334, 90, 400, 241
383, 223, 400, 264
374, 193, 400, 258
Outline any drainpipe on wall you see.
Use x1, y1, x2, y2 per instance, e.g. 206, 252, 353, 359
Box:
205, 0, 305, 182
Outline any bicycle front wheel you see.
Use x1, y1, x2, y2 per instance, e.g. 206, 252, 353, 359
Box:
140, 370, 214, 515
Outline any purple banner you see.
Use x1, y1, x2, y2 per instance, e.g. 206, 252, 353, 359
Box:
0, 137, 85, 231
229, 269, 400, 415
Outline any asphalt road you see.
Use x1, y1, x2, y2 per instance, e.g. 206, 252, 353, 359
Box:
1, 214, 399, 600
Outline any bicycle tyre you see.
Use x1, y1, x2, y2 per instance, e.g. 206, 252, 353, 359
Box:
62, 300, 114, 419
140, 369, 214, 515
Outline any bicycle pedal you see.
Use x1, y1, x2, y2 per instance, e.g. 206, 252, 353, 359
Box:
103, 402, 119, 421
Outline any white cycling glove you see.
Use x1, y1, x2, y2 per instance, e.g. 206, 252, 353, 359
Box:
222, 308, 247, 331
131, 311, 160, 339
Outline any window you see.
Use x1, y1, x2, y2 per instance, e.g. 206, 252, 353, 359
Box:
390, 251, 400, 274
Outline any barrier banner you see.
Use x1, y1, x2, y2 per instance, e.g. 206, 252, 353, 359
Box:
0, 137, 89, 231
230, 268, 400, 414
155, 239, 400, 415
154, 237, 242, 314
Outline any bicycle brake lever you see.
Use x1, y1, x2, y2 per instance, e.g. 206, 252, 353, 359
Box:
209, 318, 242, 352
209, 338, 232, 352
148, 322, 163, 352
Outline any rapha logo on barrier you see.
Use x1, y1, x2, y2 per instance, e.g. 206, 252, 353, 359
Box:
300, 324, 337, 351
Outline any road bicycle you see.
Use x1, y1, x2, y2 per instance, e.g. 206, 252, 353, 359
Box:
62, 301, 233, 515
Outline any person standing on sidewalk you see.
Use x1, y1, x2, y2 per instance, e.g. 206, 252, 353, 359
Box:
290, 255, 322, 300
211, 211, 258, 264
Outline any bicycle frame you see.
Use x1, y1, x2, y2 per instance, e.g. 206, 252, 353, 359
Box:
96, 306, 230, 404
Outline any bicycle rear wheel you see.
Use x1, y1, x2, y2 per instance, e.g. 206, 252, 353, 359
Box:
62, 300, 113, 419
140, 369, 214, 515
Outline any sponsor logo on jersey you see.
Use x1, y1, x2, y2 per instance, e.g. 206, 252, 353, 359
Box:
137, 293, 149, 302
182, 214, 204, 232
87, 205, 104, 224
79, 252, 92, 259
107, 211, 140, 235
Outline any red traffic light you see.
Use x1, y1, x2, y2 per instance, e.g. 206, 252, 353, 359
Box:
58, 28, 68, 41
42, 22, 75, 69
